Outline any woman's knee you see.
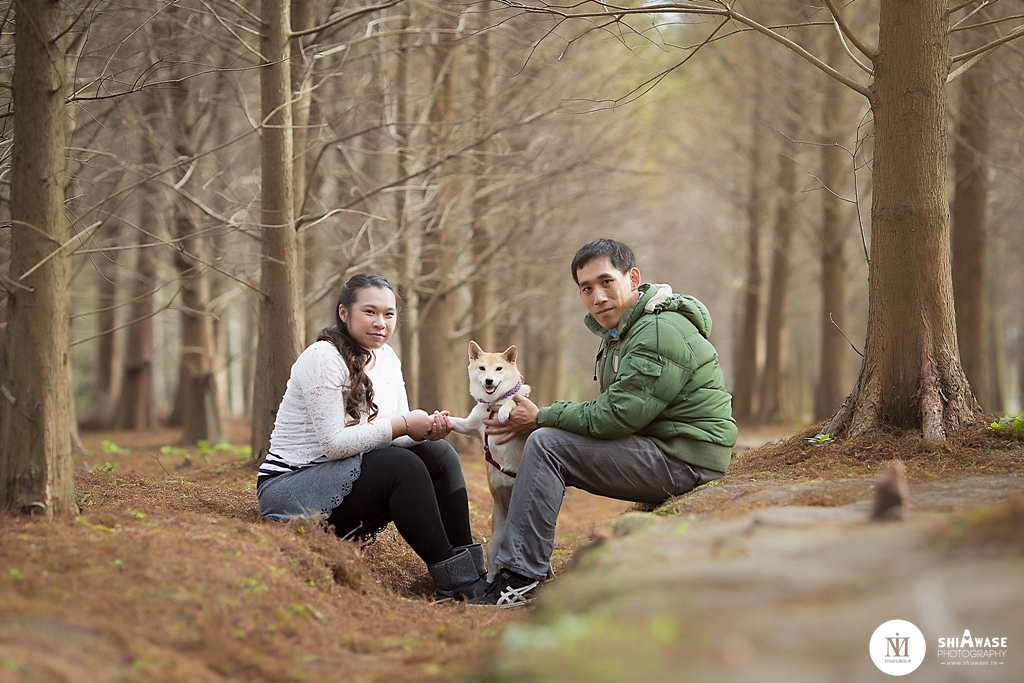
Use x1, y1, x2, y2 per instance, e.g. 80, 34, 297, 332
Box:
365, 446, 431, 483
412, 441, 465, 484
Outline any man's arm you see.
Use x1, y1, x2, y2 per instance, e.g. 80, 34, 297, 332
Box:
541, 343, 690, 439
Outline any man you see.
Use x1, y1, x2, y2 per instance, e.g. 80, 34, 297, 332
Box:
470, 239, 737, 607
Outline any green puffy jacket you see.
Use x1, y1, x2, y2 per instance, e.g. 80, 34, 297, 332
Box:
536, 283, 737, 473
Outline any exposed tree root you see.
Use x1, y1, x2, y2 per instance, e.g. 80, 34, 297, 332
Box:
825, 342, 983, 442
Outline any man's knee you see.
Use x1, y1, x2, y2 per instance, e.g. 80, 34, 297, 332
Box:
525, 427, 564, 452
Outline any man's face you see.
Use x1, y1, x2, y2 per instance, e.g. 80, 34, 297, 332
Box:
575, 257, 641, 330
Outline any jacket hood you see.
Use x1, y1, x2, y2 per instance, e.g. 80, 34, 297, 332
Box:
585, 283, 714, 340
647, 284, 713, 339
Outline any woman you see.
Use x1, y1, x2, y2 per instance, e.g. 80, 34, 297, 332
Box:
256, 274, 485, 600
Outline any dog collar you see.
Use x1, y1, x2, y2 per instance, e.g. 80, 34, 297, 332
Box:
477, 378, 523, 405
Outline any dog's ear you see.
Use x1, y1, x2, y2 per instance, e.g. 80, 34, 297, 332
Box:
468, 341, 483, 360
502, 345, 518, 363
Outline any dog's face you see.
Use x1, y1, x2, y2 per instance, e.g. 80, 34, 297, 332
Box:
467, 341, 519, 399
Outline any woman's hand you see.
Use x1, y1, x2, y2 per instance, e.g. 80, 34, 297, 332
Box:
424, 411, 453, 441
393, 409, 433, 441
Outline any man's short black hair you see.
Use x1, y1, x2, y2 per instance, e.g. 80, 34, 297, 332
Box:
571, 239, 636, 285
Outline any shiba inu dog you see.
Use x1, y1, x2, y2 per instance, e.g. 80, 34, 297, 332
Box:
450, 341, 530, 581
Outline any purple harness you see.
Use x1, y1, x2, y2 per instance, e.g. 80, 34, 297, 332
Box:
479, 378, 523, 478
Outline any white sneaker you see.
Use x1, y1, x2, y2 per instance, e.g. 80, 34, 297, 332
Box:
468, 569, 542, 608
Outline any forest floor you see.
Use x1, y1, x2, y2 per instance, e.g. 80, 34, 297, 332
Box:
1, 420, 1022, 682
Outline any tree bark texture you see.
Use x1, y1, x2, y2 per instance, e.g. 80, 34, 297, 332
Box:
951, 53, 994, 411
732, 72, 766, 419
1, 0, 75, 515
252, 0, 303, 465
814, 34, 851, 422
827, 0, 980, 440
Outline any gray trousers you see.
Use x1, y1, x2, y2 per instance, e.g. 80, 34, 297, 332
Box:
494, 427, 722, 581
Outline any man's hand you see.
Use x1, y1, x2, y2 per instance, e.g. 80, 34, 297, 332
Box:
484, 393, 539, 445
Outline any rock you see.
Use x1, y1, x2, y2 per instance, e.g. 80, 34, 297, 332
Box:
483, 476, 1024, 683
871, 460, 909, 521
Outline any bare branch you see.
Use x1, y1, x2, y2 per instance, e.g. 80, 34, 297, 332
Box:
497, 0, 872, 98
17, 221, 103, 282
290, 0, 405, 39
947, 47, 995, 83
822, 0, 875, 61
70, 285, 184, 348
949, 22, 1024, 64
828, 16, 873, 77
948, 0, 990, 20
951, 13, 1024, 33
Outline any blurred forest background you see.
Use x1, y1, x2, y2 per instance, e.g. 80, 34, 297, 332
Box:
2, 0, 1023, 459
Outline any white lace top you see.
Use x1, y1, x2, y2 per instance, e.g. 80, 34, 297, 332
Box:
266, 341, 415, 466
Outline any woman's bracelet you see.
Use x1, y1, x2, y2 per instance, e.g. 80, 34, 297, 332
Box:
401, 414, 410, 435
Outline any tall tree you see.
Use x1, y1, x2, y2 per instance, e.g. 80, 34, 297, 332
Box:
112, 218, 158, 430
164, 8, 223, 443
814, 30, 851, 422
112, 20, 166, 432
732, 69, 767, 419
417, 12, 463, 413
79, 229, 121, 429
951, 34, 995, 412
829, 0, 976, 439
759, 98, 800, 422
1, 0, 75, 515
251, 0, 304, 464
470, 0, 496, 352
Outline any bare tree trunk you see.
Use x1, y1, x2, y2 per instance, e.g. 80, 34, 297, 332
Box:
1, 0, 75, 515
1019, 331, 1024, 413
524, 273, 564, 408
814, 34, 851, 423
79, 232, 121, 430
393, 7, 420, 403
758, 119, 798, 422
252, 0, 303, 465
470, 1, 495, 351
164, 31, 222, 444
951, 51, 993, 411
291, 0, 317, 343
417, 19, 462, 413
827, 0, 980, 440
170, 211, 223, 444
732, 71, 766, 419
113, 221, 158, 430
114, 21, 166, 432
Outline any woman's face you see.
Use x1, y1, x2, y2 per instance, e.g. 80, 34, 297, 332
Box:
339, 286, 398, 351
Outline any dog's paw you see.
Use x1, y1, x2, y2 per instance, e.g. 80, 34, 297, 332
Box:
519, 383, 531, 398
496, 402, 514, 423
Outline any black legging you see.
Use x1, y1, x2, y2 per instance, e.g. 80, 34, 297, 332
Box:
326, 440, 473, 565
